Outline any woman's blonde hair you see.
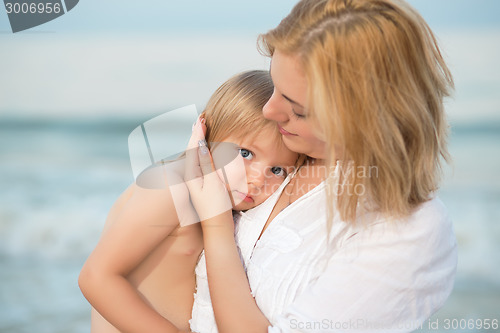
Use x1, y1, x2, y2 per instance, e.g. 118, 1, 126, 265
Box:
259, 0, 454, 223
202, 70, 281, 148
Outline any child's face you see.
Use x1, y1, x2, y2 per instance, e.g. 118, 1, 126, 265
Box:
211, 127, 298, 211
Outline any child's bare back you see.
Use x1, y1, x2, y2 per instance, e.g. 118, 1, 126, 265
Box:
84, 169, 203, 332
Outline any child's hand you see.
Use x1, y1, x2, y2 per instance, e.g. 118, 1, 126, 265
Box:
184, 117, 233, 222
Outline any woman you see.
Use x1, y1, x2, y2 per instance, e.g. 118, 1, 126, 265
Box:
186, 0, 457, 332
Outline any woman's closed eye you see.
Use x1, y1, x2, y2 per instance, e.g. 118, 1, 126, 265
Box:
238, 148, 254, 160
292, 107, 306, 120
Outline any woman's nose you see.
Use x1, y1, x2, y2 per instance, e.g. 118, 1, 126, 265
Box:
263, 90, 290, 123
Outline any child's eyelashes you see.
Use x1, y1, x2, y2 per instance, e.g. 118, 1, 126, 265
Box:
238, 148, 254, 160
238, 147, 287, 178
271, 166, 287, 177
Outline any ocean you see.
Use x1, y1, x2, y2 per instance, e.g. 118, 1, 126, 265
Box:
0, 117, 135, 333
0, 115, 499, 333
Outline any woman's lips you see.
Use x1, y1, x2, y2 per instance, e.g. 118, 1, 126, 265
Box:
278, 124, 298, 136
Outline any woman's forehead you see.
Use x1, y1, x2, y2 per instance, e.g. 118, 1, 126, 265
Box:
270, 50, 308, 109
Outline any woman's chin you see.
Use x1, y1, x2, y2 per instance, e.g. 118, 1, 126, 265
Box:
283, 137, 326, 160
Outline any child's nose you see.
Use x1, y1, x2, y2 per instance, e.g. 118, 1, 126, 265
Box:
247, 164, 266, 189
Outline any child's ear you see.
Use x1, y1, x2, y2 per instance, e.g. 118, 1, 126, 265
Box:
199, 112, 207, 136
201, 119, 207, 137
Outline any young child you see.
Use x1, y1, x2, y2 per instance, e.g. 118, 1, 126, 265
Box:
78, 70, 299, 333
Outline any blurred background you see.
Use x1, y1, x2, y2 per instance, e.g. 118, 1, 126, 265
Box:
0, 0, 499, 332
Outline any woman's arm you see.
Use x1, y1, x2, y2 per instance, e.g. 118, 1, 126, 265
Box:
202, 212, 271, 332
78, 182, 187, 333
185, 121, 271, 332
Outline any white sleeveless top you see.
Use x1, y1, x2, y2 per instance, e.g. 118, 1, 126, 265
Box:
190, 170, 457, 333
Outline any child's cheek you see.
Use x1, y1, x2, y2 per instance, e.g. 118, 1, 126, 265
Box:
212, 143, 248, 194
220, 155, 247, 192
261, 176, 282, 200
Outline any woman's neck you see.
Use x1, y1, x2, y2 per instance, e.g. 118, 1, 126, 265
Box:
308, 158, 326, 166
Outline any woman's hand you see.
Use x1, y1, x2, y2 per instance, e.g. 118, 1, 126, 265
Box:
184, 117, 233, 222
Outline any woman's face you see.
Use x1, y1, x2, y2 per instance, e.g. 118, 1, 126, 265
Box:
263, 50, 327, 159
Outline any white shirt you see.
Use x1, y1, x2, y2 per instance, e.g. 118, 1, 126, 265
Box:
190, 171, 458, 333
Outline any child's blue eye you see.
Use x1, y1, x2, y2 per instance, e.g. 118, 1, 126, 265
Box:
271, 166, 286, 177
239, 148, 254, 160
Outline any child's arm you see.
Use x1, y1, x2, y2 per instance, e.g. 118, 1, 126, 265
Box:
78, 182, 188, 333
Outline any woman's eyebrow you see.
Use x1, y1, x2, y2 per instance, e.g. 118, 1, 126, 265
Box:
282, 94, 305, 109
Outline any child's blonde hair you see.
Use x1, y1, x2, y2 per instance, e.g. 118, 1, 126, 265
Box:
202, 70, 281, 149
259, 0, 454, 223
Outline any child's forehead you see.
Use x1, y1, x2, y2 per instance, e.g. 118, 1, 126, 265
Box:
244, 135, 296, 165
248, 124, 280, 141
240, 130, 279, 150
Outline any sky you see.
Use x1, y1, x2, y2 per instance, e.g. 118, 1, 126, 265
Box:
0, 0, 499, 123
1, 0, 500, 33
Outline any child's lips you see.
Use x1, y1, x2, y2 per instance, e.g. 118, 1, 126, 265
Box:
243, 195, 254, 203
235, 191, 254, 203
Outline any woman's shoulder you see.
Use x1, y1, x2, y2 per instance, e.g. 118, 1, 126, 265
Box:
360, 196, 451, 230
349, 196, 456, 256
408, 195, 448, 217
400, 196, 453, 237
